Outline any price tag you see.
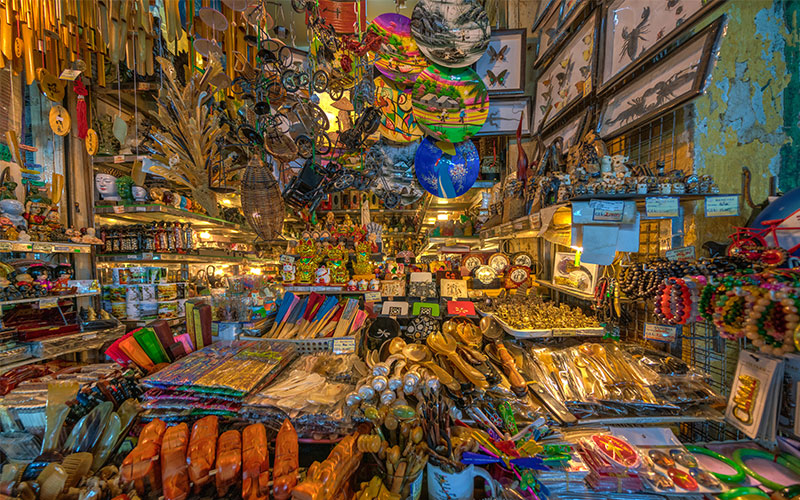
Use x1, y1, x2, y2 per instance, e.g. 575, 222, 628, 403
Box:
126, 254, 138, 260
142, 252, 154, 260
447, 301, 476, 316
0, 242, 12, 252
645, 197, 679, 218
11, 242, 32, 252
135, 206, 147, 212
32, 242, 52, 253
113, 155, 125, 163
280, 254, 295, 264
332, 337, 356, 354
644, 323, 681, 342
112, 205, 125, 214
705, 195, 740, 217
590, 200, 625, 222
364, 291, 381, 302
665, 246, 696, 261
59, 68, 82, 80
39, 297, 59, 309
82, 333, 97, 340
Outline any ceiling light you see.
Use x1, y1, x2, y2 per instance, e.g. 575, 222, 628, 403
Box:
426, 217, 436, 223
437, 214, 449, 220
199, 231, 211, 240
221, 198, 232, 206
437, 198, 449, 204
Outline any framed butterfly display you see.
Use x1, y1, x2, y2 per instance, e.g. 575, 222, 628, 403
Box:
533, 11, 598, 134
474, 97, 532, 137
474, 29, 527, 95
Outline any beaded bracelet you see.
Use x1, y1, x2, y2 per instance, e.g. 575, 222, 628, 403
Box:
744, 285, 800, 355
713, 285, 747, 339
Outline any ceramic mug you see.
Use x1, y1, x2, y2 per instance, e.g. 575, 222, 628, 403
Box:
427, 463, 496, 500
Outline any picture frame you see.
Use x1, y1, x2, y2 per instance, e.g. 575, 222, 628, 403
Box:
440, 279, 469, 299
559, 0, 590, 30
380, 279, 406, 298
475, 96, 532, 137
599, 0, 727, 92
533, 1, 564, 68
542, 107, 591, 149
597, 19, 721, 139
474, 29, 527, 95
532, 0, 559, 32
533, 11, 598, 133
552, 251, 599, 294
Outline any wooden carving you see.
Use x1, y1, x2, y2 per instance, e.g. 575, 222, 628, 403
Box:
291, 432, 363, 500
187, 415, 218, 493
120, 419, 167, 495
161, 423, 190, 500
147, 56, 231, 217
216, 430, 242, 497
273, 419, 299, 500
242, 423, 270, 500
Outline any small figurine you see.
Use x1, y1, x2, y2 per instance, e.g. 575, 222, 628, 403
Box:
369, 278, 380, 291
346, 279, 358, 291
314, 265, 331, 285
0, 199, 27, 229
116, 176, 136, 204
281, 263, 296, 283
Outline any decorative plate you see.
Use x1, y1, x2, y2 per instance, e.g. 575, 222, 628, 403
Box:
414, 137, 480, 199
369, 13, 428, 85
511, 252, 534, 268
411, 65, 489, 143
462, 254, 484, 274
473, 265, 498, 286
504, 265, 530, 289
488, 253, 510, 274
410, 0, 491, 68
374, 75, 422, 143
367, 316, 401, 350
591, 435, 641, 469
404, 312, 439, 341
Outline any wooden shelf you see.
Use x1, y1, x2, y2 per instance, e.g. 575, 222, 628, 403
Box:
0, 240, 94, 254
0, 292, 99, 308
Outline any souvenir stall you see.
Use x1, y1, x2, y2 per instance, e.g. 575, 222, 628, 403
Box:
0, 0, 798, 499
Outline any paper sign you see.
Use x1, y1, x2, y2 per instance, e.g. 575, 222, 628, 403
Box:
666, 246, 696, 261
112, 205, 125, 214
11, 242, 32, 251
590, 200, 625, 222
644, 323, 680, 342
705, 195, 740, 217
32, 242, 52, 253
0, 242, 11, 252
113, 155, 125, 163
645, 197, 679, 218
39, 297, 59, 309
59, 68, 82, 80
447, 301, 476, 316
530, 212, 542, 229
364, 291, 381, 302
332, 337, 356, 354
280, 254, 295, 264
142, 252, 154, 260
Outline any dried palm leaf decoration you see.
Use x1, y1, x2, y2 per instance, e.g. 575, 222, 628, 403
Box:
147, 56, 230, 217
241, 156, 284, 241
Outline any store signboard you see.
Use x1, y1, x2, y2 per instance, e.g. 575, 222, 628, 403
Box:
590, 200, 625, 222
644, 323, 680, 342
645, 197, 679, 218
705, 195, 740, 217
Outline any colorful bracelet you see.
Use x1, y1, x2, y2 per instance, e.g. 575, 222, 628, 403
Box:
732, 448, 800, 491
685, 445, 745, 484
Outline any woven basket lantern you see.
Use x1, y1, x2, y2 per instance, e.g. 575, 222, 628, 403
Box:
240, 157, 285, 241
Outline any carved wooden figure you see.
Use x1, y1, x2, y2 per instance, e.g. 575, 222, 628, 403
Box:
216, 430, 242, 497
161, 423, 190, 500
187, 415, 218, 493
273, 419, 299, 500
242, 423, 270, 500
120, 419, 167, 495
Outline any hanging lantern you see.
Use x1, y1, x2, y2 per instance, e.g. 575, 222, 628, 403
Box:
241, 157, 285, 241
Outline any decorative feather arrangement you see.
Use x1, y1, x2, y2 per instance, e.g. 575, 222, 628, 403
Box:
146, 56, 230, 217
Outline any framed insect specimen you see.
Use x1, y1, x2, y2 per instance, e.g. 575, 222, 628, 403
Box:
533, 2, 564, 68
559, 0, 591, 30
474, 97, 532, 137
474, 29, 527, 95
599, 0, 727, 92
542, 107, 590, 149
597, 18, 721, 139
533, 11, 598, 133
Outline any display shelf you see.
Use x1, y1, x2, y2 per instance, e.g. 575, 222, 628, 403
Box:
567, 192, 737, 203
480, 214, 541, 240
122, 317, 185, 327
0, 292, 100, 308
94, 204, 256, 242
0, 325, 125, 373
577, 413, 724, 426
0, 240, 94, 254
97, 251, 252, 264
283, 286, 368, 295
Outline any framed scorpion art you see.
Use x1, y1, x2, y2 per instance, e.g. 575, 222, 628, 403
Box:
599, 0, 727, 92
596, 18, 722, 139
